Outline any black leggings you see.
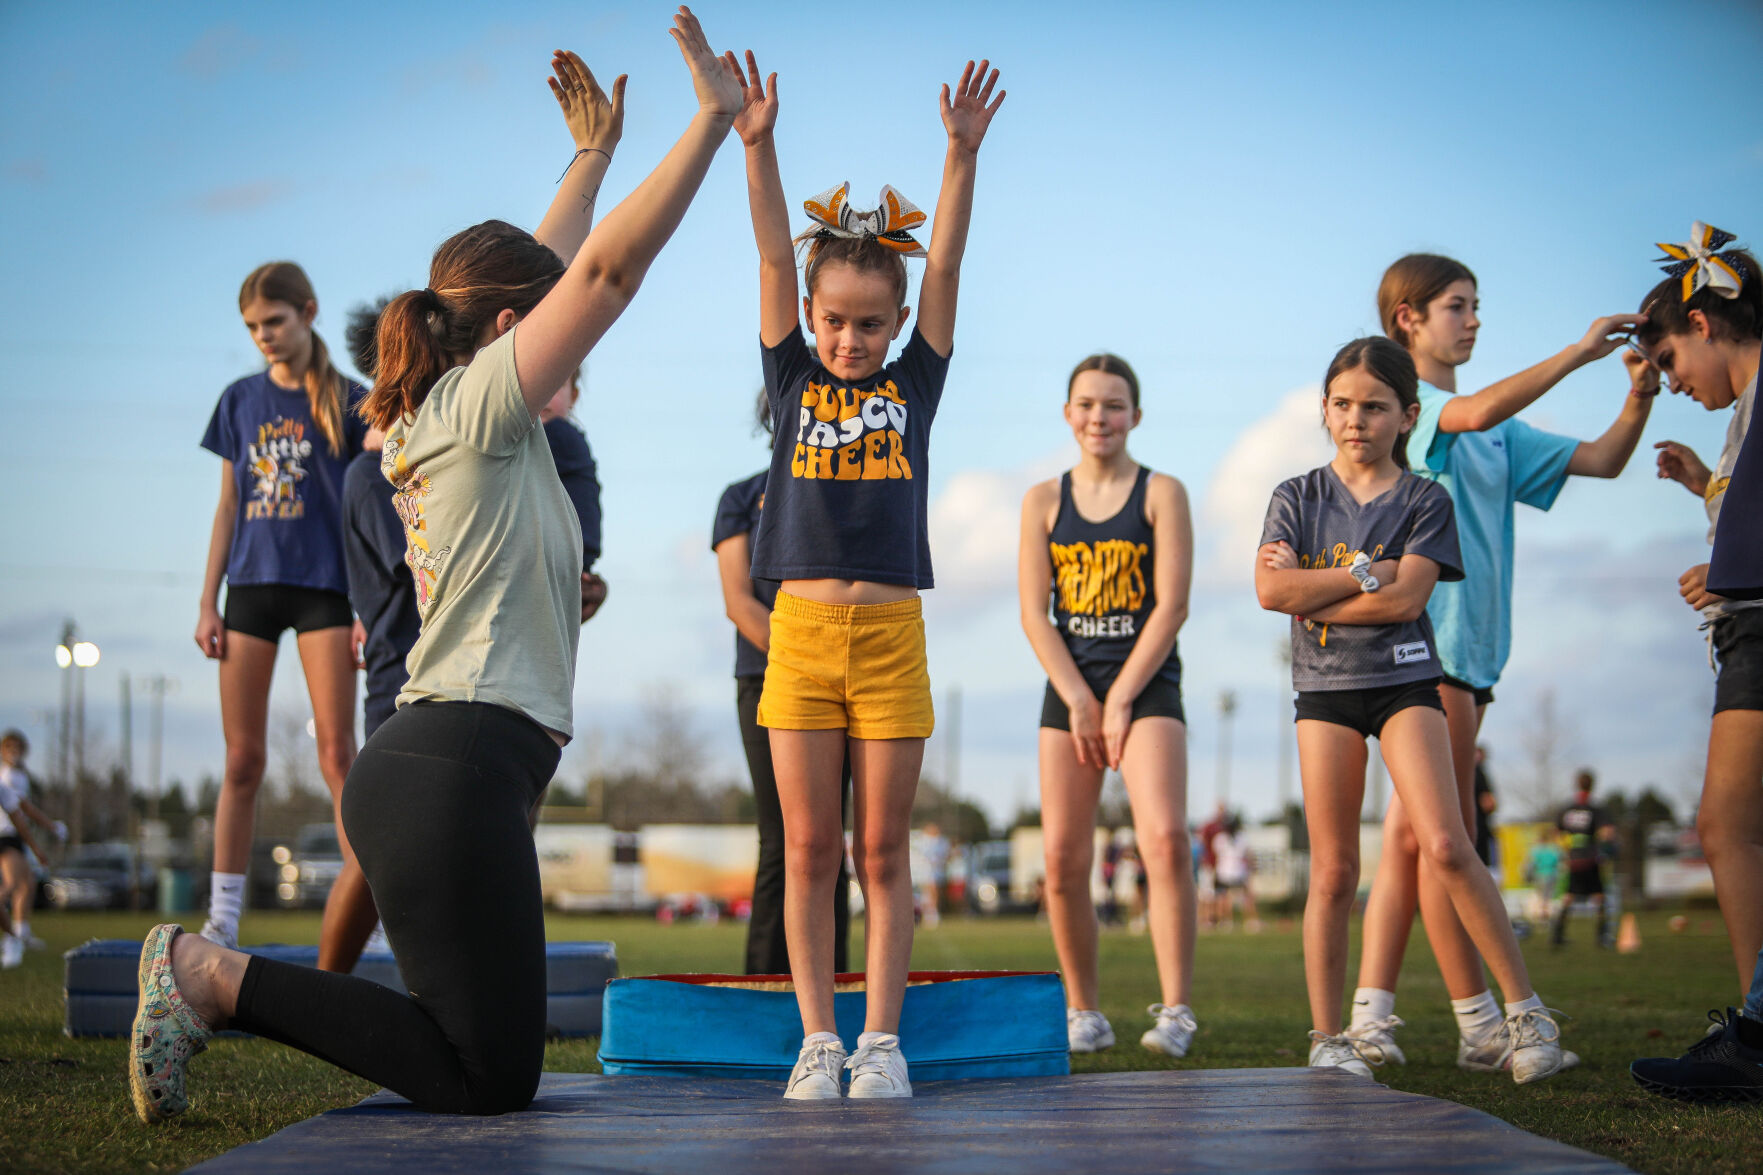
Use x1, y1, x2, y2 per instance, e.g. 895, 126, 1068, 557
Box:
230, 701, 559, 1114
737, 675, 850, 975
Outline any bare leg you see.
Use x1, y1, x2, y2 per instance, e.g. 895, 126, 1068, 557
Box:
1355, 800, 1420, 991
1379, 707, 1531, 1004
1038, 729, 1105, 1009
1297, 721, 1367, 1034
1120, 717, 1194, 1007
213, 632, 278, 875
771, 728, 847, 1036
1697, 710, 1763, 989
297, 627, 375, 973
169, 930, 249, 1028
849, 736, 925, 1035
2, 849, 27, 932
1410, 684, 1491, 999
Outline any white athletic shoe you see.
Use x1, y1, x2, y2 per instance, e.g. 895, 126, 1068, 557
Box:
1307, 1031, 1377, 1078
1, 933, 22, 969
1507, 1008, 1575, 1085
1346, 1014, 1407, 1065
783, 1034, 846, 1100
1067, 1009, 1116, 1054
1140, 1004, 1197, 1058
846, 1033, 912, 1098
1458, 1018, 1582, 1077
198, 920, 238, 950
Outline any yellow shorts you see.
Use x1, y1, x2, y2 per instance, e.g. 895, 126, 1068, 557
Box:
757, 591, 935, 740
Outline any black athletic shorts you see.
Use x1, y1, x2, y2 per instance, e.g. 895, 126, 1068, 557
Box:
1565, 865, 1605, 897
1294, 678, 1444, 739
0, 834, 23, 855
1440, 674, 1495, 708
1713, 609, 1763, 716
224, 584, 354, 643
1040, 674, 1185, 731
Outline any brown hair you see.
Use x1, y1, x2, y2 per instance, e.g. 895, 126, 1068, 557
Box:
1377, 254, 1478, 349
1322, 337, 1420, 470
363, 220, 566, 431
794, 232, 909, 309
238, 262, 347, 456
1636, 248, 1761, 347
1066, 353, 1140, 410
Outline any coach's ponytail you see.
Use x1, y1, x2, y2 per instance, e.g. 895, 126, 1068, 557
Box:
362, 219, 566, 431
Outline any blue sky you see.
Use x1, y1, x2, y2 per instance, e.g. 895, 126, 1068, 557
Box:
2, 0, 1760, 827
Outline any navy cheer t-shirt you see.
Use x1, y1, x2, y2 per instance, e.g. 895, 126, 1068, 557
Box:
749, 327, 950, 588
201, 372, 368, 595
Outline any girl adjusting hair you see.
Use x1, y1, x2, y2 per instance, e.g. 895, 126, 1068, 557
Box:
1627, 227, 1763, 1103
129, 11, 743, 1123
1346, 254, 1654, 1069
732, 49, 1003, 1099
1018, 353, 1198, 1058
1257, 337, 1573, 1084
195, 260, 375, 967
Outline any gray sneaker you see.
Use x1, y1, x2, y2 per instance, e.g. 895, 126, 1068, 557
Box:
1067, 1009, 1115, 1053
846, 1033, 911, 1098
783, 1034, 846, 1100
1140, 1004, 1197, 1057
1346, 1014, 1407, 1065
1307, 1031, 1377, 1078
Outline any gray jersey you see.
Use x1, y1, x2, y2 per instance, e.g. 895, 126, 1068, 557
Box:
1261, 466, 1464, 691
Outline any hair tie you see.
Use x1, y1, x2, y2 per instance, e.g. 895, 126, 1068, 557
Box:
1655, 222, 1747, 301
802, 182, 928, 257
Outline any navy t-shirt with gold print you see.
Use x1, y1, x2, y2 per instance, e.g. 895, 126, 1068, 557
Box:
749, 327, 950, 588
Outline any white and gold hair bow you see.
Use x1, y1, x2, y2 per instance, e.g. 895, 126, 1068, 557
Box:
802, 183, 928, 257
1656, 222, 1747, 301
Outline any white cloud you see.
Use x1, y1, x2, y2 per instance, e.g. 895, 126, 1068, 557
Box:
928, 448, 1073, 601
1198, 385, 1333, 585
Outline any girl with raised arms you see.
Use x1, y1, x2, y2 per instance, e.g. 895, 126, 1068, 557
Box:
128, 10, 743, 1122
1627, 227, 1763, 1103
1257, 337, 1571, 1084
195, 260, 373, 967
1346, 256, 1654, 1070
1017, 354, 1198, 1057
732, 48, 1003, 1099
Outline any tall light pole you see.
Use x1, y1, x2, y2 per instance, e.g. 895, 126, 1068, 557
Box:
1215, 689, 1238, 811
56, 625, 100, 845
142, 675, 175, 822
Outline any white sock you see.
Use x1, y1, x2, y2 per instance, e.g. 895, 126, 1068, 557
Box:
209, 872, 246, 931
15, 919, 29, 940
1451, 991, 1503, 1042
1503, 993, 1545, 1018
1350, 987, 1396, 1029
804, 1030, 840, 1047
857, 1029, 893, 1047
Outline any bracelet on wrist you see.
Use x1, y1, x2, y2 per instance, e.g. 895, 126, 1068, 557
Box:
557, 147, 611, 183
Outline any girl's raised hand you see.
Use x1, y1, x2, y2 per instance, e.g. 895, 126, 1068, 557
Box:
1622, 349, 1661, 397
1654, 440, 1711, 495
668, 6, 742, 120
728, 50, 778, 146
940, 59, 1005, 153
548, 51, 625, 155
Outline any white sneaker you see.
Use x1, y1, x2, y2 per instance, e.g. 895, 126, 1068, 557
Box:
1067, 1009, 1116, 1054
1459, 1019, 1582, 1077
198, 920, 238, 949
1346, 1014, 1407, 1065
1307, 1031, 1377, 1078
1140, 1004, 1197, 1057
783, 1034, 846, 1100
1507, 1007, 1575, 1085
846, 1032, 912, 1098
0, 934, 22, 969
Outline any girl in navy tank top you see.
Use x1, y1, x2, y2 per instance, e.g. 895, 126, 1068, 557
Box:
1018, 353, 1199, 1059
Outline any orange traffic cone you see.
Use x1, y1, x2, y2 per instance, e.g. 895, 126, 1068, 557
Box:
1616, 912, 1641, 954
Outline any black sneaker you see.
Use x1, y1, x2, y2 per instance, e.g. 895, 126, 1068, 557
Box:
1630, 1009, 1763, 1104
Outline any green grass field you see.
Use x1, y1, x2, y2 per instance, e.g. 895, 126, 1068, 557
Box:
0, 908, 1752, 1173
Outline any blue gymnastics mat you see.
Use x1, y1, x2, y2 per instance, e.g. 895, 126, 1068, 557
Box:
189, 1069, 1628, 1174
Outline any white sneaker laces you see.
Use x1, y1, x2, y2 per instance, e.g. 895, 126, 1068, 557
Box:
845, 1037, 898, 1079
1148, 1003, 1197, 1033
1507, 1007, 1566, 1049
794, 1038, 845, 1082
1309, 1029, 1386, 1067
1349, 1013, 1404, 1039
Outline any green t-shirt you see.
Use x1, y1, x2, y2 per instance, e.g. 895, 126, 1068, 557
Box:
383, 327, 581, 737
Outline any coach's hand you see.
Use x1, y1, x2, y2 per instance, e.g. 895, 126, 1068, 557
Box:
1680, 562, 1725, 611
